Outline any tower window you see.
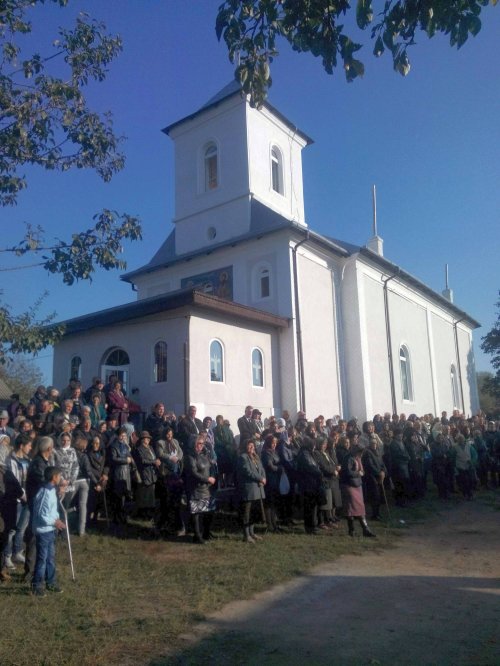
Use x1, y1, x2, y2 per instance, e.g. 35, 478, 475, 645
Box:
204, 143, 218, 191
271, 146, 284, 195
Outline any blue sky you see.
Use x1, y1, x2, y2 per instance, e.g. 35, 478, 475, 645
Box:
3, 0, 499, 384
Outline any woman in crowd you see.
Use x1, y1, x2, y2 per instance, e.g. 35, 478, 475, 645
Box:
89, 394, 107, 429
340, 441, 376, 537
85, 435, 108, 526
452, 433, 475, 500
155, 426, 185, 535
109, 427, 135, 525
236, 438, 266, 543
326, 431, 343, 522
184, 434, 217, 544
133, 431, 160, 519
261, 434, 282, 532
107, 381, 129, 426
213, 415, 236, 487
313, 435, 339, 530
296, 436, 323, 535
361, 435, 387, 521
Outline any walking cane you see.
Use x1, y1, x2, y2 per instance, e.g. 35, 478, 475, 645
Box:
58, 500, 76, 582
102, 484, 110, 530
381, 481, 392, 524
259, 484, 268, 533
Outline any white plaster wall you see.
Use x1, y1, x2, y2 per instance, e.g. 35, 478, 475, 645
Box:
340, 258, 368, 419
295, 250, 341, 419
53, 312, 189, 415
188, 313, 279, 426
246, 105, 307, 225
169, 96, 249, 225
361, 274, 393, 415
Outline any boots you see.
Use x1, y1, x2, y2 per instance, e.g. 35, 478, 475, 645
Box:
192, 514, 205, 544
249, 524, 263, 541
347, 517, 355, 536
202, 513, 215, 541
359, 517, 376, 538
243, 526, 255, 543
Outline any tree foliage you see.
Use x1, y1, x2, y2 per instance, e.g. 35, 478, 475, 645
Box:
0, 355, 44, 404
476, 371, 500, 417
0, 0, 142, 357
216, 0, 497, 107
481, 292, 500, 399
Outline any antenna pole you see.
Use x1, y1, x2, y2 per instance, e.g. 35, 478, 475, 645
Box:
372, 184, 377, 236
445, 263, 449, 290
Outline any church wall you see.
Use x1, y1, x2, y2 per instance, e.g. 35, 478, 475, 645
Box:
246, 105, 307, 225
187, 313, 279, 426
52, 313, 189, 416
385, 289, 434, 416
170, 95, 247, 220
340, 259, 369, 419
361, 273, 393, 415
295, 250, 341, 418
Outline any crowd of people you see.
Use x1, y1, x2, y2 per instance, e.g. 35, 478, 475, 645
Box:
1, 375, 499, 594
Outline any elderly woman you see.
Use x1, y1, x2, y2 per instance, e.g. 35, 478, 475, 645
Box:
313, 435, 339, 530
340, 442, 376, 537
107, 381, 129, 426
109, 427, 135, 525
155, 426, 185, 535
184, 434, 216, 544
133, 431, 161, 519
89, 393, 107, 429
236, 438, 266, 543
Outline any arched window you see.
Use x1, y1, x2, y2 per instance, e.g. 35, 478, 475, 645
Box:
70, 356, 82, 381
252, 263, 272, 301
251, 348, 264, 387
399, 345, 414, 401
154, 342, 167, 383
204, 143, 218, 191
451, 364, 460, 409
271, 146, 284, 195
210, 340, 224, 382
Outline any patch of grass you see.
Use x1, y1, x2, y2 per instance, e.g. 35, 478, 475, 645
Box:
0, 496, 441, 666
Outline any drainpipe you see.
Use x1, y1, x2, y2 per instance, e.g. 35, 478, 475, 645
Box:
183, 316, 190, 413
292, 232, 310, 413
383, 270, 400, 415
453, 316, 466, 413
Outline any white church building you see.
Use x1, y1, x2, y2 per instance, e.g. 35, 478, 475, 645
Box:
52, 81, 480, 423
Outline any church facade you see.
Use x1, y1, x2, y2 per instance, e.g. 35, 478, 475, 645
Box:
52, 82, 480, 423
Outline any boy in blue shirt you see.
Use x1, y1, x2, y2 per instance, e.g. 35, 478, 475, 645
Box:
31, 466, 66, 596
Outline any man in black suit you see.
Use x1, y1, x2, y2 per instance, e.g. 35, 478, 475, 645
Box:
237, 405, 258, 445
178, 405, 203, 449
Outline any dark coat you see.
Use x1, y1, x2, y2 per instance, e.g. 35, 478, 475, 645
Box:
133, 444, 158, 487
85, 448, 107, 486
109, 439, 132, 496
340, 453, 363, 487
237, 416, 258, 444
296, 447, 322, 494
261, 448, 282, 494
26, 454, 51, 506
236, 453, 266, 501
313, 449, 337, 489
184, 451, 212, 500
178, 417, 203, 448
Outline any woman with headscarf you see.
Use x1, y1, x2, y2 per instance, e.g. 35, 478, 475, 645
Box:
184, 434, 217, 544
340, 441, 376, 537
109, 427, 135, 525
236, 438, 266, 543
133, 431, 161, 519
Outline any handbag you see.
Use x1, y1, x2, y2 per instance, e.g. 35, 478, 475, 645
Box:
189, 496, 217, 514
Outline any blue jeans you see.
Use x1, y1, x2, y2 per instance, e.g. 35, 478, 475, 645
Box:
4, 503, 30, 557
32, 530, 57, 589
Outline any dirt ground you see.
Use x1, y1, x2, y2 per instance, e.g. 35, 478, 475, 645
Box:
165, 496, 500, 666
